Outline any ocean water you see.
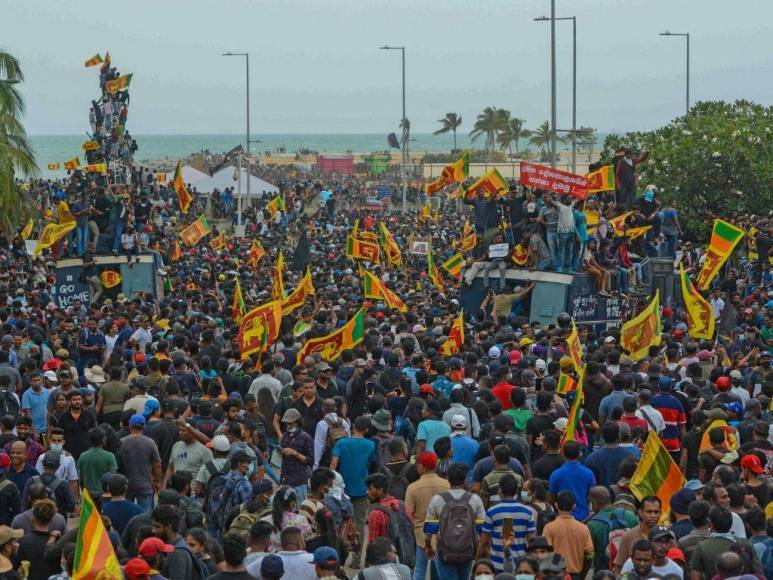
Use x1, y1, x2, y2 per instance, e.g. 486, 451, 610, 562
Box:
28, 133, 607, 177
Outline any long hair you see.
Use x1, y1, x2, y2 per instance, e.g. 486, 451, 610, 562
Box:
256, 388, 276, 423
272, 486, 296, 531
314, 508, 338, 547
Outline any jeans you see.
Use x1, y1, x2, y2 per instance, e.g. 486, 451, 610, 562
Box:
483, 259, 506, 290
545, 229, 558, 269
129, 493, 154, 513
414, 546, 437, 580
575, 240, 587, 272
76, 223, 90, 256
557, 232, 574, 272
294, 483, 307, 503
351, 496, 369, 567
664, 233, 678, 257
434, 559, 472, 580
112, 222, 125, 251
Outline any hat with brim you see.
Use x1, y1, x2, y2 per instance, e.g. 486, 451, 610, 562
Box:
85, 365, 106, 384
0, 526, 23, 545
370, 409, 392, 432
526, 536, 553, 553
281, 408, 303, 424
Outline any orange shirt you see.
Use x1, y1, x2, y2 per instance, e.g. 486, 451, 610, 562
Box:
543, 513, 594, 574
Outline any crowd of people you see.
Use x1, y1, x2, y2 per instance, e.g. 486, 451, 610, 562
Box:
0, 143, 771, 580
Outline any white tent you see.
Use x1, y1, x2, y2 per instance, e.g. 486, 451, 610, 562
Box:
195, 166, 279, 197
179, 165, 210, 185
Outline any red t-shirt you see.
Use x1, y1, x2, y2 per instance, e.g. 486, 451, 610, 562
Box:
491, 382, 515, 411
619, 416, 649, 433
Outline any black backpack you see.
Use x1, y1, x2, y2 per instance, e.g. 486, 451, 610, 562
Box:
369, 501, 416, 568
437, 492, 477, 564
379, 462, 412, 501
0, 391, 19, 418
173, 542, 210, 580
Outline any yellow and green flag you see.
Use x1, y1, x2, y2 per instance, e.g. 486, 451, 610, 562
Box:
428, 251, 444, 292
210, 232, 226, 251
73, 490, 122, 580
439, 311, 464, 356
84, 53, 104, 68
608, 211, 633, 237
630, 431, 686, 520
179, 216, 211, 246
560, 366, 585, 450
84, 163, 107, 174
379, 222, 402, 266
695, 219, 745, 291
266, 195, 286, 218
556, 373, 578, 396
34, 222, 77, 257
105, 73, 132, 95
232, 277, 246, 324
425, 151, 469, 194
64, 157, 81, 171
442, 253, 464, 279
346, 235, 381, 262
247, 240, 265, 267
620, 290, 662, 361
362, 269, 407, 312
586, 165, 614, 193
679, 263, 714, 340
272, 251, 286, 301
173, 160, 193, 214
465, 168, 509, 199
296, 307, 366, 363
20, 219, 34, 240
282, 268, 315, 316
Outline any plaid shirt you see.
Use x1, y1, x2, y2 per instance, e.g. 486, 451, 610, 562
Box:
367, 496, 409, 542
279, 430, 314, 487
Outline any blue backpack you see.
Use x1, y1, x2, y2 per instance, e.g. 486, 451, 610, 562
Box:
754, 537, 773, 580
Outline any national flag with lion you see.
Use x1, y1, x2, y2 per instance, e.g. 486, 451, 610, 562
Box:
428, 251, 444, 292
173, 160, 193, 214
439, 312, 464, 356
379, 222, 402, 266
361, 270, 407, 312
679, 263, 714, 340
232, 278, 246, 324
247, 240, 266, 267
465, 168, 509, 200
585, 165, 614, 194
179, 216, 211, 245
84, 53, 104, 68
34, 221, 76, 257
99, 271, 122, 289
282, 268, 315, 316
237, 300, 282, 359
425, 151, 469, 194
346, 235, 380, 262
296, 307, 366, 363
105, 73, 132, 95
620, 290, 662, 361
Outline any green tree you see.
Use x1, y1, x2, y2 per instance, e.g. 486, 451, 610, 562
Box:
575, 126, 597, 162
528, 121, 551, 156
433, 112, 462, 151
0, 49, 36, 235
469, 107, 499, 161
600, 100, 772, 238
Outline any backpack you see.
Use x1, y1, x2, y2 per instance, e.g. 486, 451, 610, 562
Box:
436, 492, 477, 564
379, 462, 412, 501
532, 502, 556, 535
339, 516, 360, 552
0, 391, 19, 418
590, 508, 632, 570
30, 475, 64, 502
227, 503, 272, 540
320, 416, 347, 466
202, 462, 229, 529
173, 542, 210, 580
376, 435, 394, 470
369, 501, 416, 568
756, 537, 773, 580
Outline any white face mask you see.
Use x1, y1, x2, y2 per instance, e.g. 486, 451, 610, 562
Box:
475, 575, 495, 580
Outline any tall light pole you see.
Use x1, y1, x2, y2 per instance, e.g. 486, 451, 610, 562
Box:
223, 51, 250, 230
659, 31, 690, 116
536, 14, 576, 173
380, 45, 407, 212
550, 0, 556, 167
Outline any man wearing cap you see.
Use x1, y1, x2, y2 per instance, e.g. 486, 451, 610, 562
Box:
279, 408, 314, 502
313, 362, 339, 401
310, 545, 339, 579
449, 415, 479, 471
145, 400, 180, 472
194, 435, 231, 496
118, 415, 163, 512
124, 381, 159, 417
442, 386, 480, 439
259, 554, 285, 580
313, 398, 350, 470
740, 453, 768, 507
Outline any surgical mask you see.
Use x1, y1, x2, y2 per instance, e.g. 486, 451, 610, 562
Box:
739, 335, 745, 342
49, 443, 63, 453
246, 462, 255, 479
287, 427, 299, 434
475, 575, 495, 580
516, 575, 535, 580
520, 491, 531, 502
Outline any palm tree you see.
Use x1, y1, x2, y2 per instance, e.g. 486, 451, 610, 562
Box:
433, 112, 462, 151
469, 107, 499, 161
529, 121, 551, 156
497, 117, 531, 158
575, 126, 598, 162
0, 49, 36, 235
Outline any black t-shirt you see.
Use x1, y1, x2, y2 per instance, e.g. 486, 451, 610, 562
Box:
292, 396, 324, 438
525, 414, 555, 462
192, 417, 222, 440
145, 417, 181, 471
532, 452, 566, 481
0, 435, 17, 449
58, 410, 97, 460
681, 428, 704, 481
17, 530, 59, 580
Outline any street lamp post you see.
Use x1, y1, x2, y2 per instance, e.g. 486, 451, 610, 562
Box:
380, 45, 407, 212
223, 51, 250, 230
535, 14, 576, 173
659, 31, 690, 116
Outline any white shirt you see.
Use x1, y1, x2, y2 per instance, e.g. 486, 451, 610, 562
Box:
248, 374, 282, 402
730, 511, 747, 539
275, 550, 316, 580
622, 557, 683, 579
636, 405, 666, 433
130, 327, 152, 352
123, 394, 159, 415
730, 385, 750, 405
35, 452, 78, 482
313, 412, 351, 469
710, 297, 725, 319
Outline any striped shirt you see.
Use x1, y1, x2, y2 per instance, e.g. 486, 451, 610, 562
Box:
481, 499, 536, 570
651, 393, 686, 451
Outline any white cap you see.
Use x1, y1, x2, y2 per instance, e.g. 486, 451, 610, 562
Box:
43, 370, 58, 382
488, 346, 501, 359
412, 324, 426, 333
553, 417, 569, 432
451, 414, 467, 429
211, 435, 231, 453
604, 336, 616, 344
729, 370, 742, 380
535, 358, 547, 371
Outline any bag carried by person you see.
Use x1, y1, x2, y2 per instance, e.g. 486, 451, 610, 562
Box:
0, 390, 19, 418
173, 542, 210, 580
369, 501, 416, 568
436, 492, 477, 564
378, 462, 412, 501
320, 416, 347, 466
227, 503, 272, 540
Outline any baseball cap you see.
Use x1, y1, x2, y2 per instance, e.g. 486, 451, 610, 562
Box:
416, 451, 438, 470
129, 414, 146, 427
211, 435, 231, 453
419, 384, 435, 395
311, 546, 339, 567
604, 336, 616, 344
261, 555, 284, 578
450, 414, 467, 429
535, 358, 547, 371
667, 548, 686, 565
42, 450, 61, 467
526, 536, 553, 553
716, 376, 731, 391
123, 559, 151, 580
281, 408, 302, 423
684, 479, 705, 492
729, 369, 743, 380
488, 346, 501, 359
138, 537, 174, 558
43, 370, 58, 382
143, 399, 160, 416
648, 525, 676, 541
0, 453, 10, 475
669, 489, 696, 515
0, 526, 22, 545
740, 453, 764, 474
559, 356, 573, 369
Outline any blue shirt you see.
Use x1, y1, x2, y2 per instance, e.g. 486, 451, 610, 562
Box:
584, 446, 640, 488
432, 376, 454, 398
416, 419, 451, 452
598, 391, 628, 421
482, 499, 536, 570
548, 460, 596, 521
450, 434, 479, 470
332, 437, 375, 498
101, 498, 145, 535
21, 388, 49, 433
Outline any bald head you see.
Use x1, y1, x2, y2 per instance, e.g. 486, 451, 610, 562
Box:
9, 440, 26, 466
322, 398, 336, 412
716, 551, 743, 577
589, 486, 612, 508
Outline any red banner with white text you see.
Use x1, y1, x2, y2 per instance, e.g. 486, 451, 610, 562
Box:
519, 161, 589, 199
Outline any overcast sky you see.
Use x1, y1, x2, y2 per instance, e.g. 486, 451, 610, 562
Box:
5, 0, 772, 135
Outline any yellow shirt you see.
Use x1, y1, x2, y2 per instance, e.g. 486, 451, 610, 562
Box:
405, 472, 449, 545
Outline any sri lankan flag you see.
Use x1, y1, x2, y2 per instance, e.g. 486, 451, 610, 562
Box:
625, 225, 651, 241
105, 73, 133, 95
346, 235, 380, 262
695, 219, 745, 291
84, 163, 107, 174
99, 271, 122, 289
34, 221, 77, 257
629, 431, 686, 520
237, 300, 282, 359
442, 253, 464, 279
379, 222, 402, 266
210, 232, 226, 251
232, 278, 246, 324
247, 240, 266, 267
64, 157, 81, 171
447, 183, 467, 200
47, 163, 60, 171
425, 151, 469, 194
586, 165, 614, 194
73, 490, 122, 580
465, 168, 508, 200
282, 268, 315, 316
556, 373, 578, 396
272, 251, 286, 301
419, 205, 431, 222
20, 219, 33, 240
296, 307, 366, 363
266, 195, 286, 218
84, 53, 104, 68
156, 173, 167, 183
620, 290, 662, 361
179, 216, 211, 245
560, 366, 585, 450
511, 244, 528, 266
608, 211, 633, 237
566, 321, 583, 373
428, 251, 444, 292
461, 221, 477, 252
82, 140, 100, 152
585, 209, 600, 237
362, 270, 407, 312
173, 160, 193, 214
439, 311, 464, 356
170, 241, 183, 261
679, 263, 714, 340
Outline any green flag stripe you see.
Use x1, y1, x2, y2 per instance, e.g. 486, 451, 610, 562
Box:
714, 220, 744, 243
